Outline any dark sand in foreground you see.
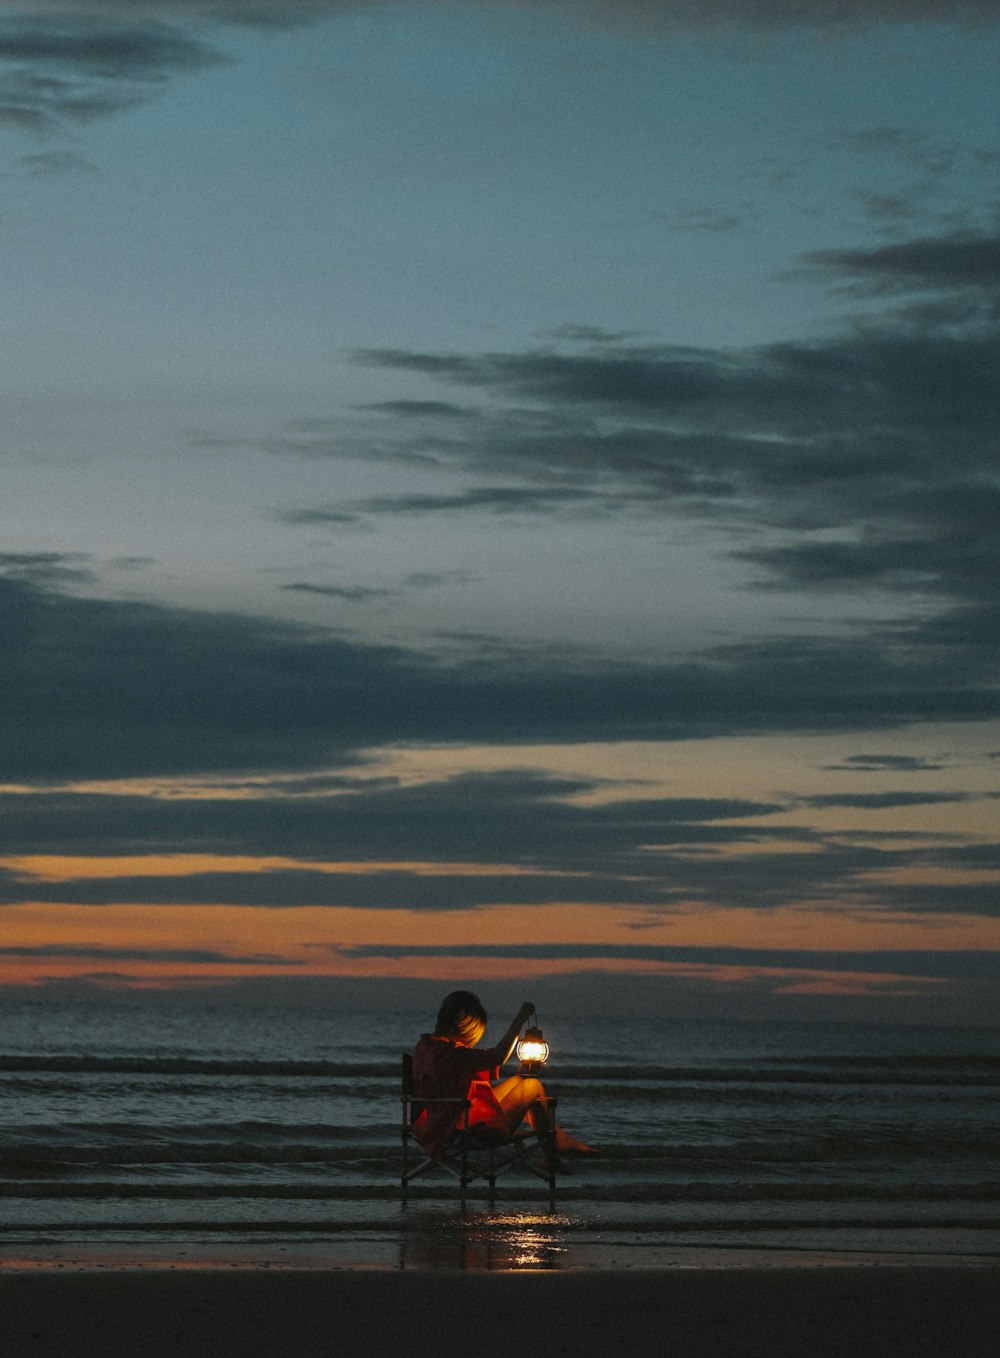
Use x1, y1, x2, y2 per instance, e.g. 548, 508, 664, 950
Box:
2, 1265, 998, 1358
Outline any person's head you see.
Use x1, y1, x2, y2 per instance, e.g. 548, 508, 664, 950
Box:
434, 990, 487, 1047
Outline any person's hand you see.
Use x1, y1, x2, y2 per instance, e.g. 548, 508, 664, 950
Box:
516, 1001, 535, 1026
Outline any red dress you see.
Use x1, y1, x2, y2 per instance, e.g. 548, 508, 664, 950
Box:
410, 1034, 508, 1159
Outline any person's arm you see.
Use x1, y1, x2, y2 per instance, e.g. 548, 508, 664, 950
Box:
484, 1001, 535, 1069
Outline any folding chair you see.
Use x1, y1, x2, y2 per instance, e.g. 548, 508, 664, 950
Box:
400, 1052, 557, 1200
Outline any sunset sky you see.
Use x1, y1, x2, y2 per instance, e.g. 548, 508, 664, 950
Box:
2, 0, 999, 1024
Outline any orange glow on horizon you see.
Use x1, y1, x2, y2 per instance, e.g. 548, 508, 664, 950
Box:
1, 892, 997, 996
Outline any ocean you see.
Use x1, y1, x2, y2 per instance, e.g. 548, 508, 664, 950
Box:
2, 994, 998, 1268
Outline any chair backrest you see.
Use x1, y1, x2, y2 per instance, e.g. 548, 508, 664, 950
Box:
401, 1050, 430, 1132
401, 1050, 415, 1096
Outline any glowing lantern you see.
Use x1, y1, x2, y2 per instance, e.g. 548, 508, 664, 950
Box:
516, 1025, 550, 1073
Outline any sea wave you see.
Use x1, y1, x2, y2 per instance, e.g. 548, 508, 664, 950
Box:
4, 1054, 998, 1086
2, 1178, 998, 1205
2, 1125, 997, 1170
0, 1057, 387, 1078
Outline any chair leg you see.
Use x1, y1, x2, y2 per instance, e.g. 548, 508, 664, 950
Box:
401, 1116, 409, 1199
546, 1097, 557, 1200
399, 1087, 563, 1204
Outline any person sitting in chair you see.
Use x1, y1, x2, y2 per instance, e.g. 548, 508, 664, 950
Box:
411, 990, 595, 1170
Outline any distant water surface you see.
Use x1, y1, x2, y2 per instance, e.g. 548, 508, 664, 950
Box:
1, 995, 997, 1266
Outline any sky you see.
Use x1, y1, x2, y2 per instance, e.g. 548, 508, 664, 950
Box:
2, 0, 999, 1026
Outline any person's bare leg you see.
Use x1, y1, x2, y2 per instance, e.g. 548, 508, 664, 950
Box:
492, 1075, 552, 1137
492, 1075, 563, 1172
492, 1076, 596, 1152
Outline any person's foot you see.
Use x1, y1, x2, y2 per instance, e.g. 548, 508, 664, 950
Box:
554, 1129, 597, 1155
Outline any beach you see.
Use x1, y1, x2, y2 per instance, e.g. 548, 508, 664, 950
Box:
3, 1259, 999, 1358
3, 999, 998, 1354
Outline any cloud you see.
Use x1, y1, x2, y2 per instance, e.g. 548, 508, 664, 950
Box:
0, 551, 94, 585
351, 317, 999, 453
330, 226, 999, 635
3, 563, 999, 783
734, 528, 1000, 600
0, 770, 786, 865
0, 865, 683, 910
4, 2, 997, 136
10, 1, 1000, 27
280, 582, 391, 601
337, 941, 1000, 982
2, 764, 996, 919
0, 13, 225, 132
866, 881, 1000, 915
278, 508, 368, 529
273, 570, 477, 605
283, 486, 605, 524
358, 400, 473, 420
1, 2, 340, 22
823, 753, 953, 772
800, 231, 1000, 295
803, 790, 992, 808
0, 943, 297, 965
0, 21, 221, 72
819, 129, 999, 233
539, 325, 647, 345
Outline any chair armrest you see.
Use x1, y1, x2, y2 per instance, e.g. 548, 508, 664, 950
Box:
401, 1095, 471, 1106
402, 1092, 473, 1139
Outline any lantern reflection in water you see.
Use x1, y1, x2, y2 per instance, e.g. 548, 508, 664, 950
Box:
497, 1214, 565, 1270
398, 1210, 573, 1271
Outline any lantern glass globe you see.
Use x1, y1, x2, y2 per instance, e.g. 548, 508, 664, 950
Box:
516, 1026, 549, 1066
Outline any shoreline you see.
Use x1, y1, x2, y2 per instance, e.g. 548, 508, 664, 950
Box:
3, 1238, 997, 1272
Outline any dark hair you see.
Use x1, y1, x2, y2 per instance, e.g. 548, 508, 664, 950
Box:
434, 990, 487, 1045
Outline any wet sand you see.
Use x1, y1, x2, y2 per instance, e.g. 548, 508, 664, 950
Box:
2, 1261, 998, 1358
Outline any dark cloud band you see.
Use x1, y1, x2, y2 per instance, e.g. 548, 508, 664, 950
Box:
4, 564, 998, 782
337, 941, 1000, 982
0, 944, 296, 965
4, 3, 997, 134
